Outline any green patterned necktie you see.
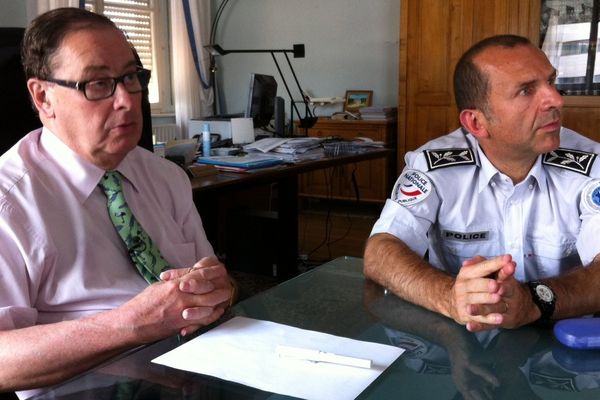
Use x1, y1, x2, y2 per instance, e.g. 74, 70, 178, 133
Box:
98, 171, 170, 283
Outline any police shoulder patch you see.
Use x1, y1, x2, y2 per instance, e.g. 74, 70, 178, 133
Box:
392, 169, 433, 206
582, 179, 600, 213
543, 148, 597, 176
423, 148, 475, 171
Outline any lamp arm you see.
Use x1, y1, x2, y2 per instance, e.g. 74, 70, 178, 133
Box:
283, 53, 314, 118
270, 53, 304, 122
224, 48, 295, 54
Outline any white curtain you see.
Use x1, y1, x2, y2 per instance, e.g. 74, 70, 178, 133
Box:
25, 0, 81, 23
170, 1, 213, 139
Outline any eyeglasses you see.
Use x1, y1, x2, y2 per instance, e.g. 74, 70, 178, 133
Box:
44, 68, 151, 101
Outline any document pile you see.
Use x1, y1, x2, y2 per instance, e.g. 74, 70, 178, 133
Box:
359, 106, 397, 121
244, 137, 323, 154
322, 137, 385, 156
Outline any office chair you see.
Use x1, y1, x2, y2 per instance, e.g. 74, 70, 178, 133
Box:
0, 27, 42, 155
0, 27, 154, 155
132, 47, 154, 152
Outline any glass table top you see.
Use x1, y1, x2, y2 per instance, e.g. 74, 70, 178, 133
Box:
30, 256, 600, 399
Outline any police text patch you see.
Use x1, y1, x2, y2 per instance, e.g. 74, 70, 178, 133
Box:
423, 148, 475, 171
392, 169, 433, 206
442, 230, 489, 242
543, 148, 597, 176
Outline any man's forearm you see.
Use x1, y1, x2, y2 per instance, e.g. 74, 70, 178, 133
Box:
0, 308, 138, 391
546, 258, 600, 320
0, 266, 231, 392
363, 233, 456, 318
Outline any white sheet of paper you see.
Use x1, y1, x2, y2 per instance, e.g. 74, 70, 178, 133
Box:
152, 316, 404, 400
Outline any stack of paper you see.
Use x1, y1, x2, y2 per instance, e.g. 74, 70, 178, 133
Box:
245, 137, 323, 154
272, 138, 322, 154
359, 106, 397, 121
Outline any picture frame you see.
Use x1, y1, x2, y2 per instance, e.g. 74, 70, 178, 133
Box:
343, 90, 373, 112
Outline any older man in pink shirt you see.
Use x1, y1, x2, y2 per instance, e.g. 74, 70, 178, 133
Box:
0, 8, 233, 398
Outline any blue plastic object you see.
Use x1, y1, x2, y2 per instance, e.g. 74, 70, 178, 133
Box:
553, 344, 600, 372
554, 318, 600, 349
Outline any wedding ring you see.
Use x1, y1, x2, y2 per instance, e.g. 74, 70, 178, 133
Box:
502, 301, 509, 314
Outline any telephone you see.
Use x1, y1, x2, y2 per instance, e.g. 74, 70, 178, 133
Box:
331, 111, 360, 120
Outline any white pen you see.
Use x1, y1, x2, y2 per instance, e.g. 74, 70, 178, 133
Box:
275, 344, 372, 369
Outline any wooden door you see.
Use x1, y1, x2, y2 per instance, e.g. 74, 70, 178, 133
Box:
398, 0, 541, 172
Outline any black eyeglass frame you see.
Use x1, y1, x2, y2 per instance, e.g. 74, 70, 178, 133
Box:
44, 68, 151, 101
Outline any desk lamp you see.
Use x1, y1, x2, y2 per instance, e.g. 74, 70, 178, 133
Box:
205, 43, 318, 136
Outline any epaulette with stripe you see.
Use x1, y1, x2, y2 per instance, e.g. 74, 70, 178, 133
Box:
423, 148, 475, 171
542, 148, 597, 176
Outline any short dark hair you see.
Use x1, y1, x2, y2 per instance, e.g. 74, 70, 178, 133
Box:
21, 7, 120, 80
453, 34, 533, 113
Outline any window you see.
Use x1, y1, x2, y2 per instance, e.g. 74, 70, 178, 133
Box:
541, 0, 600, 95
85, 0, 173, 113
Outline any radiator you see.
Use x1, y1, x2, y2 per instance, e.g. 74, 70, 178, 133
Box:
152, 124, 178, 143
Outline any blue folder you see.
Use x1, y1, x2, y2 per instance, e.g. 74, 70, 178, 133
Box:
196, 155, 283, 170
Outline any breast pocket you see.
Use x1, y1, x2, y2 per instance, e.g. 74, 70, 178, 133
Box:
435, 228, 498, 274
525, 233, 580, 279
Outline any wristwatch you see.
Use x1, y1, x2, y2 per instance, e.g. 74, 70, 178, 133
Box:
527, 281, 556, 324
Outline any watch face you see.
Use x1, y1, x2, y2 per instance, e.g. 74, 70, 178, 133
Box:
535, 284, 554, 303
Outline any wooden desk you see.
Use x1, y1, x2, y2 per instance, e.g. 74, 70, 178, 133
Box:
299, 118, 397, 202
30, 257, 600, 400
190, 148, 392, 280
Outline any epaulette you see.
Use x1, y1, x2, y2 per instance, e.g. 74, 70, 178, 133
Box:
542, 148, 597, 176
423, 148, 475, 171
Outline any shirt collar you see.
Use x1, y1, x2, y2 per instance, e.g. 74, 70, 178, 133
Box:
114, 156, 141, 193
476, 144, 498, 193
475, 143, 548, 193
528, 156, 548, 193
40, 128, 140, 203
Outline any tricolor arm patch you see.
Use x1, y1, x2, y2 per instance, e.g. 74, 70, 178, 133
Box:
423, 148, 475, 171
392, 169, 433, 206
543, 148, 597, 176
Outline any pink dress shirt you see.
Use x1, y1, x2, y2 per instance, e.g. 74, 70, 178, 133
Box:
0, 127, 214, 330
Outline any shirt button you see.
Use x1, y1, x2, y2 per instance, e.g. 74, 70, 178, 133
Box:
528, 184, 534, 190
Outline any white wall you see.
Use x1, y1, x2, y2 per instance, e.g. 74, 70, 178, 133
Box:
0, 0, 27, 27
213, 0, 400, 118
2, 0, 401, 120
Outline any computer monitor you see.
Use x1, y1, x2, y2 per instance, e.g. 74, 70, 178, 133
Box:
245, 73, 278, 130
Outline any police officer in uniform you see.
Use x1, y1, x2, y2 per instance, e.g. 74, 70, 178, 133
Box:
364, 34, 600, 332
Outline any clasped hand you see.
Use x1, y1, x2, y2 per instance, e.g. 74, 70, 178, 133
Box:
160, 256, 234, 336
120, 256, 233, 344
449, 255, 533, 332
